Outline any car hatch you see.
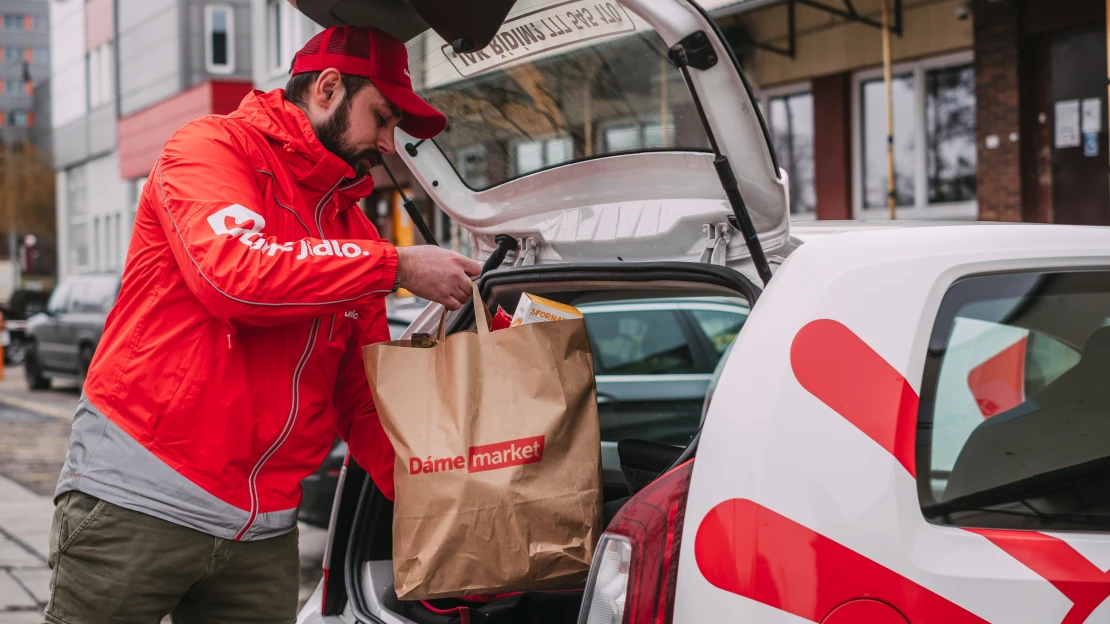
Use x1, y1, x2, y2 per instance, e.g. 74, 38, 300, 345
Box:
397, 0, 789, 269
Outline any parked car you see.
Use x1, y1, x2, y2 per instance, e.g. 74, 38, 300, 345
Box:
2, 288, 52, 365
297, 296, 749, 528
25, 273, 121, 390
284, 1, 1110, 622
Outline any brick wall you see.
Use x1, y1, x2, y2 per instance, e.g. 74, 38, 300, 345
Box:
973, 0, 1024, 221
812, 73, 853, 220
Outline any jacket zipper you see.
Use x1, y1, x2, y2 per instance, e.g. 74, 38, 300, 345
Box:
318, 178, 361, 345
234, 177, 349, 540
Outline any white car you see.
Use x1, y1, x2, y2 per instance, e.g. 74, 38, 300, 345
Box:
296, 1, 1110, 623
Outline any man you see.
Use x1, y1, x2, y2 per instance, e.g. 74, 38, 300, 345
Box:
43, 26, 480, 624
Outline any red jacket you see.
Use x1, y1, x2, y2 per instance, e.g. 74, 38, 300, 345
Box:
58, 89, 399, 540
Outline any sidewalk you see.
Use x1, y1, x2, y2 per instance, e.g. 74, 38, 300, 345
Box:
0, 475, 52, 623
0, 368, 79, 422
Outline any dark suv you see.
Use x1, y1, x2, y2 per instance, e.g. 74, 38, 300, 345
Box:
25, 273, 121, 390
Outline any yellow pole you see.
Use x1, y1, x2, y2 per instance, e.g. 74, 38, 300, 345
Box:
584, 80, 593, 157
882, 0, 896, 220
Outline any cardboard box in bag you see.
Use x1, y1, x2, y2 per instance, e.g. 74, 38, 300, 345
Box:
362, 284, 602, 600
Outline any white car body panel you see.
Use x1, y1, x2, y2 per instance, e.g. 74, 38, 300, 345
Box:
675, 224, 1110, 623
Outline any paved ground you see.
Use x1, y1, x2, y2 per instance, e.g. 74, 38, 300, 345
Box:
0, 367, 326, 621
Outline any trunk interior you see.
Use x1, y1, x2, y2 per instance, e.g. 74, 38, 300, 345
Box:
337, 262, 760, 623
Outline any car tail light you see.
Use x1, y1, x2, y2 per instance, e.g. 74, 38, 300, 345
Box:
579, 460, 694, 624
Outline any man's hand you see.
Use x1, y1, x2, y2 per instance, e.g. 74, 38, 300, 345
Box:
395, 246, 482, 311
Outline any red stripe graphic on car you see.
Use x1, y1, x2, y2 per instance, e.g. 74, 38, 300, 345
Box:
694, 498, 990, 623
969, 529, 1110, 624
782, 320, 1110, 623
790, 318, 919, 476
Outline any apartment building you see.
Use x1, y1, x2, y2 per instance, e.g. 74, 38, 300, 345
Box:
0, 0, 47, 149
51, 0, 252, 278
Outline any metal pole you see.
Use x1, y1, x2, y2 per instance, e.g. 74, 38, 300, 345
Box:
882, 0, 896, 219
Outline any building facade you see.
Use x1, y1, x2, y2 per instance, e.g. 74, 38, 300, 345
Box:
707, 0, 1110, 225
0, 0, 47, 148
51, 0, 253, 278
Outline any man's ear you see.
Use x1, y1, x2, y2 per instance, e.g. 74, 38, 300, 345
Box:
313, 69, 344, 111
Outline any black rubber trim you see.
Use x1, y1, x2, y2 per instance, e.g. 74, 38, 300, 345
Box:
344, 473, 388, 624
321, 458, 366, 615
450, 261, 762, 336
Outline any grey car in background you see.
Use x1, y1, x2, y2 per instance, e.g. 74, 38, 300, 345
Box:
25, 273, 121, 390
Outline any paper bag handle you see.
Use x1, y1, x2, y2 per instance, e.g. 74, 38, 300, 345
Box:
435, 307, 448, 342
472, 282, 492, 334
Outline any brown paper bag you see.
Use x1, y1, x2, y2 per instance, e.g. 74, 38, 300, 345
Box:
362, 284, 602, 601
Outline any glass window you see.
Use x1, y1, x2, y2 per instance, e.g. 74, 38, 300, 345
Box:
410, 11, 711, 191
925, 64, 976, 204
205, 5, 234, 73
861, 73, 916, 208
689, 307, 749, 367
34, 16, 45, 31
33, 48, 47, 64
584, 309, 696, 376
3, 15, 20, 31
75, 276, 119, 313
919, 271, 1110, 531
266, 0, 283, 72
767, 91, 816, 216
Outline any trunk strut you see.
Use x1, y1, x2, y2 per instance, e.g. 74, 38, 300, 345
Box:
669, 32, 774, 286
380, 161, 439, 247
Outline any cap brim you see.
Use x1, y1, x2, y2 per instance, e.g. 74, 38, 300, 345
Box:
369, 78, 447, 140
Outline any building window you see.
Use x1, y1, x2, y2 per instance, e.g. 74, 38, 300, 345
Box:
764, 86, 816, 218
32, 48, 47, 64
266, 0, 284, 73
853, 51, 976, 219
3, 15, 22, 31
67, 167, 89, 272
926, 64, 977, 204
33, 16, 45, 32
205, 5, 234, 74
85, 43, 113, 109
8, 111, 31, 127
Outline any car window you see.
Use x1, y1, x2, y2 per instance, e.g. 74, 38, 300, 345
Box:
918, 270, 1110, 531
688, 307, 749, 368
46, 282, 72, 315
67, 282, 90, 313
67, 277, 118, 314
86, 277, 120, 313
582, 309, 697, 376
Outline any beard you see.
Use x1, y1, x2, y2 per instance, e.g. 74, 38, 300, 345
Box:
314, 99, 383, 178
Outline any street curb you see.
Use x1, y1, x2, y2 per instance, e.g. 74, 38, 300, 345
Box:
0, 393, 71, 421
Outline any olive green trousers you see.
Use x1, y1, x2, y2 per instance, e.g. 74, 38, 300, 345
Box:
43, 491, 299, 624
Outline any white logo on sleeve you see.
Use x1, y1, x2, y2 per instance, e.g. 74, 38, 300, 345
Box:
207, 204, 371, 260
207, 205, 266, 246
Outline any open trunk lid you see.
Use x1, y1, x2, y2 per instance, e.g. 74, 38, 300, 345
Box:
398, 0, 789, 267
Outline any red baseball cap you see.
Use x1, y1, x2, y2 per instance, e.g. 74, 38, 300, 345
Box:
291, 26, 446, 140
